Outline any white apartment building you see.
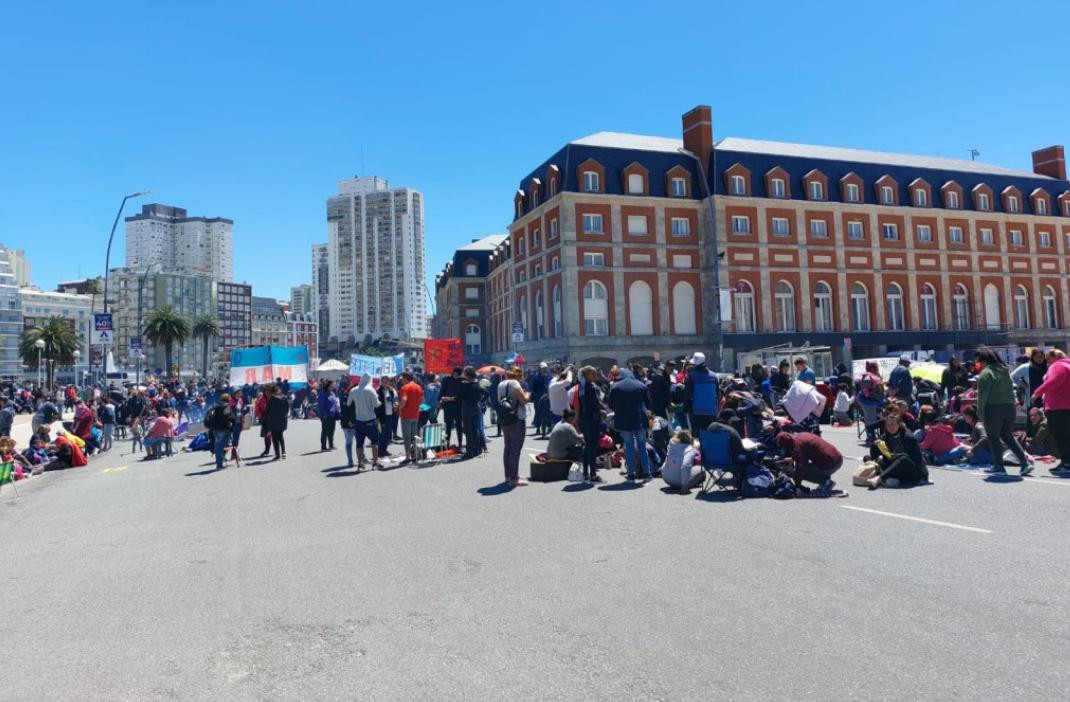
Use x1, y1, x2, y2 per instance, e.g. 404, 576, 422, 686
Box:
311, 243, 330, 345
0, 244, 22, 379
125, 204, 234, 281
290, 283, 313, 316
19, 287, 93, 382
318, 176, 427, 346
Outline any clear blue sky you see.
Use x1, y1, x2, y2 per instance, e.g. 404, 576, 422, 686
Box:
3, 1, 1068, 300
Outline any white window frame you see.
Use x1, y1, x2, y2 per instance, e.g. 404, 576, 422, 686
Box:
847, 220, 864, 240
465, 263, 478, 276
771, 178, 786, 198
845, 183, 860, 203
882, 223, 899, 240
1008, 195, 1020, 213
953, 285, 971, 330
881, 185, 895, 205
627, 172, 645, 195
731, 175, 746, 195
809, 219, 828, 237
774, 281, 796, 332
814, 282, 834, 332
920, 284, 938, 331
886, 284, 905, 331
581, 213, 604, 234
627, 214, 648, 236
531, 228, 541, 247
731, 215, 751, 234
464, 287, 478, 300
809, 180, 824, 201
1014, 286, 1030, 329
549, 218, 558, 240
583, 281, 609, 336
851, 284, 871, 331
582, 252, 605, 267
916, 224, 933, 243
1010, 229, 1023, 247
1043, 287, 1058, 328
1039, 231, 1051, 247
948, 226, 964, 243
734, 283, 755, 333
671, 177, 687, 197
550, 256, 560, 271
914, 188, 928, 207
1036, 198, 1048, 215
978, 192, 991, 211
772, 217, 790, 237
583, 171, 600, 193
946, 190, 960, 209
980, 227, 994, 245
671, 217, 690, 237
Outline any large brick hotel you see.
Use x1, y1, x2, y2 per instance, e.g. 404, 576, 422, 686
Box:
437, 105, 1070, 370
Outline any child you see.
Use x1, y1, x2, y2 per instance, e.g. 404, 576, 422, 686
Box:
833, 384, 853, 425
130, 419, 144, 453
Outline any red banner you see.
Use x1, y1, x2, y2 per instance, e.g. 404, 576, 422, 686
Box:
424, 338, 463, 374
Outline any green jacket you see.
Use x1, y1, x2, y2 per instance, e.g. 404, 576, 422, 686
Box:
977, 365, 1015, 417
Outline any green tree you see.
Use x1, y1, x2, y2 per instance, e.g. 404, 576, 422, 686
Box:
20, 317, 81, 389
192, 314, 221, 380
143, 306, 191, 379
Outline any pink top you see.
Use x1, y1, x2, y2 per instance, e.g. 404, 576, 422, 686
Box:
1033, 358, 1070, 412
919, 423, 961, 455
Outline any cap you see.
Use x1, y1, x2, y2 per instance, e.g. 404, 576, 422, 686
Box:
689, 352, 706, 366
900, 354, 912, 363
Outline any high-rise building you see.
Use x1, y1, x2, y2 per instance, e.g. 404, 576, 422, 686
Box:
290, 284, 313, 316
0, 244, 23, 380
217, 282, 252, 358
19, 287, 93, 383
125, 204, 234, 281
286, 312, 319, 368
311, 243, 330, 345
251, 296, 288, 347
2, 246, 30, 286
321, 176, 427, 346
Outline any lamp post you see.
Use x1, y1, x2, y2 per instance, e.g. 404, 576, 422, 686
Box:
73, 350, 81, 387
678, 146, 723, 371
34, 338, 45, 389
102, 191, 150, 386
135, 265, 158, 387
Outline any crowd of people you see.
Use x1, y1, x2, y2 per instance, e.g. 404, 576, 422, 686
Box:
2, 344, 1068, 497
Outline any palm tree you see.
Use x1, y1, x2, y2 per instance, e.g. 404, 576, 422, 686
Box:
143, 306, 191, 379
20, 317, 81, 389
192, 314, 221, 379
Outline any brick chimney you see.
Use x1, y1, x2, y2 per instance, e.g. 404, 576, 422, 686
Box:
1032, 145, 1066, 180
682, 105, 713, 163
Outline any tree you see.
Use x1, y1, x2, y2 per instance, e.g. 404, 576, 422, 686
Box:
143, 306, 191, 379
192, 314, 221, 379
20, 317, 81, 389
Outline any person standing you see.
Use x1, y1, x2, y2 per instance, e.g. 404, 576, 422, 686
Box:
496, 367, 529, 486
98, 396, 116, 452
648, 363, 673, 420
398, 371, 424, 463
229, 390, 247, 466
975, 347, 1033, 476
422, 374, 441, 425
205, 394, 235, 470
439, 367, 464, 451
347, 374, 382, 469
888, 355, 914, 404
547, 365, 573, 427
684, 352, 718, 433
1031, 349, 1070, 474
529, 363, 550, 438
458, 367, 484, 459
317, 379, 339, 451
264, 384, 289, 460
941, 356, 970, 404
376, 377, 399, 457
255, 388, 272, 457
608, 368, 653, 482
0, 397, 13, 438
577, 366, 604, 483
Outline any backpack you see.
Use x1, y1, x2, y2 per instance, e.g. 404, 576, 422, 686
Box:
669, 383, 686, 405
99, 405, 115, 424
741, 464, 775, 498
771, 472, 797, 499
497, 382, 519, 427
205, 405, 232, 431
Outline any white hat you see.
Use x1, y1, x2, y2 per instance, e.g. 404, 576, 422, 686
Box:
689, 352, 706, 366
899, 354, 912, 363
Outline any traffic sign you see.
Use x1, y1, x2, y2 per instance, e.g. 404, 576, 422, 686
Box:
129, 336, 143, 359
511, 322, 524, 343
91, 313, 114, 346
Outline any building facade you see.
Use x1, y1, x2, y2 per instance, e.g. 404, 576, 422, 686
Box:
502, 106, 1070, 368
19, 287, 93, 383
310, 243, 330, 345
432, 235, 505, 365
318, 176, 427, 347
217, 282, 252, 360
286, 312, 319, 367
2, 245, 30, 287
251, 296, 287, 347
290, 283, 313, 316
125, 204, 234, 281
0, 244, 23, 380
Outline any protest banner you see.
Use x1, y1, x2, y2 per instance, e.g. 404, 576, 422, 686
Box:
229, 345, 309, 387
424, 338, 463, 374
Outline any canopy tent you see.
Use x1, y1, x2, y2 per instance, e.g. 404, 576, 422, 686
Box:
909, 362, 946, 385
316, 359, 350, 372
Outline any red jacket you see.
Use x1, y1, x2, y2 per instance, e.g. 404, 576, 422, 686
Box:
920, 423, 960, 455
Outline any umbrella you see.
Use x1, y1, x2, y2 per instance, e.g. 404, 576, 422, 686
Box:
909, 362, 946, 384
477, 365, 505, 375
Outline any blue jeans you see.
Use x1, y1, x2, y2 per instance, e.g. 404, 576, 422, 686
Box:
934, 446, 967, 464
619, 428, 652, 478
212, 430, 230, 469
343, 427, 356, 465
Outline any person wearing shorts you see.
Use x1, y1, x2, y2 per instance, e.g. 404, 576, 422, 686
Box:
398, 371, 424, 463
347, 373, 382, 469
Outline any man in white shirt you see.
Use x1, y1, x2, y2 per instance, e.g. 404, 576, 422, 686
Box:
547, 365, 574, 425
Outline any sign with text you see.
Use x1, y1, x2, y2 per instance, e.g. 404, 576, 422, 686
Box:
424, 338, 463, 374
349, 353, 405, 378
129, 336, 143, 359
91, 313, 114, 345
512, 322, 524, 343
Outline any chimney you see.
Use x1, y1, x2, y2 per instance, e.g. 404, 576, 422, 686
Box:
1032, 145, 1066, 180
682, 105, 713, 163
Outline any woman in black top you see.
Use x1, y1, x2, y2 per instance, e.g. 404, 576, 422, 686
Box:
577, 366, 605, 482
263, 384, 290, 460
458, 366, 484, 459
867, 411, 929, 488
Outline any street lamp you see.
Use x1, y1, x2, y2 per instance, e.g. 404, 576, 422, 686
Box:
102, 190, 150, 385
73, 350, 81, 386
34, 338, 45, 388
677, 147, 723, 371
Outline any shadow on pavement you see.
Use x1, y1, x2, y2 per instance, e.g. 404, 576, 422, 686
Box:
477, 482, 515, 496
694, 490, 742, 503
983, 474, 1025, 483
562, 482, 594, 492
185, 467, 223, 477
325, 469, 369, 478
597, 481, 643, 491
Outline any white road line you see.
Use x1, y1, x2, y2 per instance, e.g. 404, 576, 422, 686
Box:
840, 505, 992, 534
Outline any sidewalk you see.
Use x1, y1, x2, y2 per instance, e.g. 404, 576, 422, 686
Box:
9, 410, 75, 446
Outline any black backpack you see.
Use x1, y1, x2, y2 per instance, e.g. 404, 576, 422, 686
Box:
206, 405, 232, 431
497, 383, 519, 426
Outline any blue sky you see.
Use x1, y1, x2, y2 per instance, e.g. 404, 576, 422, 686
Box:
3, 1, 1068, 301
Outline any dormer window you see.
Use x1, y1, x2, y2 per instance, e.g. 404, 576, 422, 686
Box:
947, 191, 960, 209
531, 190, 539, 207
1064, 201, 1070, 217
731, 175, 746, 195
627, 173, 644, 195
978, 193, 991, 210
914, 189, 927, 207
549, 178, 558, 197
881, 186, 894, 205
771, 178, 786, 198
465, 263, 478, 276
845, 183, 860, 203
671, 177, 687, 197
583, 171, 600, 193
1036, 198, 1047, 215
1008, 195, 1020, 213
809, 181, 824, 201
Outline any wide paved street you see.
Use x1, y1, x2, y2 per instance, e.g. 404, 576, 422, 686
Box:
4, 417, 1070, 700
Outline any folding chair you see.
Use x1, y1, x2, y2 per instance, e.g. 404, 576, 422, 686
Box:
417, 422, 446, 462
699, 429, 746, 493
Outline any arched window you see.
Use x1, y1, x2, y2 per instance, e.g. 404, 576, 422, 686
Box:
464, 324, 481, 356
552, 285, 562, 338
628, 280, 654, 336
518, 294, 528, 335
534, 290, 545, 340
953, 284, 970, 330
983, 284, 1001, 329
583, 281, 608, 336
734, 281, 756, 332
774, 281, 796, 332
886, 283, 905, 331
920, 283, 938, 331
672, 281, 697, 335
1014, 285, 1030, 329
1043, 286, 1059, 329
814, 282, 834, 332
851, 283, 870, 331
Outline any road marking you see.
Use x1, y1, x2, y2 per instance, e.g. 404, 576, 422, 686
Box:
840, 505, 992, 534
100, 465, 128, 474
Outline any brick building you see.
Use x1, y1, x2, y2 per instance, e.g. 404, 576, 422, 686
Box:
433, 234, 506, 365
503, 105, 1070, 368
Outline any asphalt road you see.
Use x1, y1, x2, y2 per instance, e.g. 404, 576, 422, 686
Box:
4, 417, 1070, 701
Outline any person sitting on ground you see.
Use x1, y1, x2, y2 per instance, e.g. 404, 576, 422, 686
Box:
1024, 408, 1059, 460
833, 383, 853, 425
961, 405, 993, 465
775, 430, 842, 492
546, 408, 584, 463
661, 429, 702, 494
867, 410, 929, 488
919, 416, 968, 464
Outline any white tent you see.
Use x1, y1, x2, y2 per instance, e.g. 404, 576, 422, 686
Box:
316, 359, 350, 372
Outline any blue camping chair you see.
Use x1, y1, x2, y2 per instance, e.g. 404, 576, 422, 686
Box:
699, 429, 748, 493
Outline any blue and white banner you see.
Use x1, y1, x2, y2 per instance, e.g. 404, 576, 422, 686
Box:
349, 353, 405, 378
229, 345, 309, 388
